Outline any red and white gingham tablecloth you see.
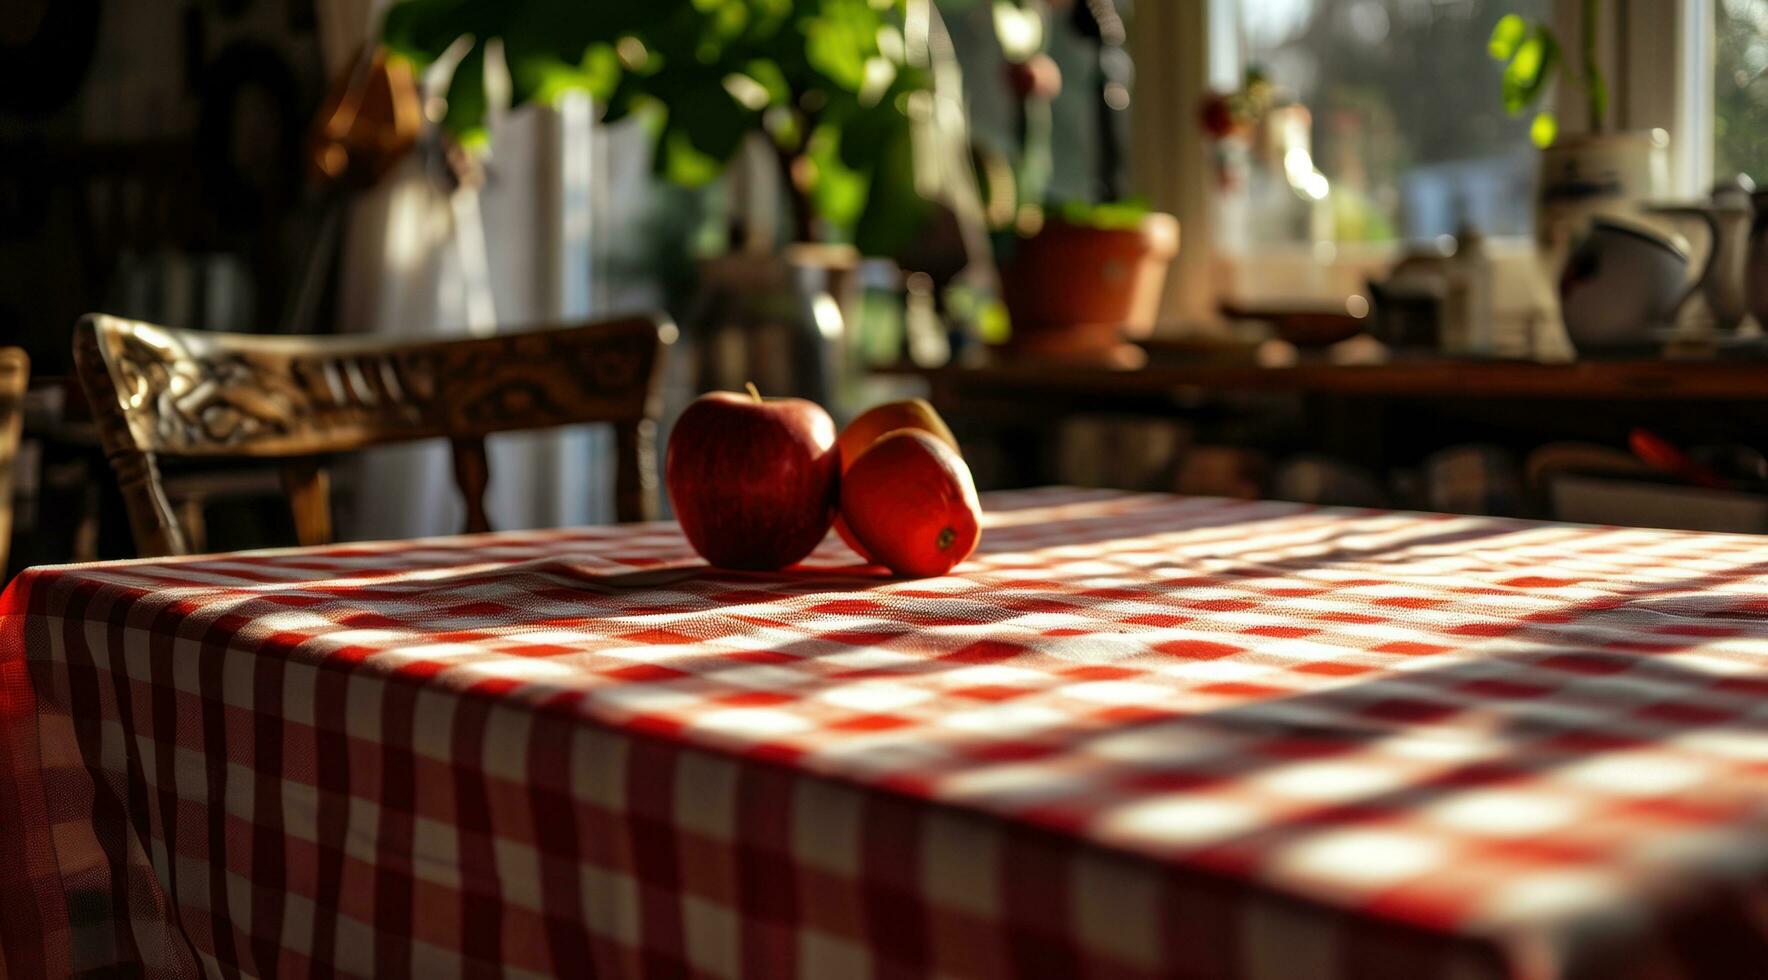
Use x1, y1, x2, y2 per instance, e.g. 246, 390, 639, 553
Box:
4, 487, 1768, 979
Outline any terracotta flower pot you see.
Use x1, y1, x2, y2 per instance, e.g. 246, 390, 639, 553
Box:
1001, 212, 1179, 356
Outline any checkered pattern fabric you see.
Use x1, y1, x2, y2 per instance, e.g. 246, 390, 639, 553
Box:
4, 487, 1768, 979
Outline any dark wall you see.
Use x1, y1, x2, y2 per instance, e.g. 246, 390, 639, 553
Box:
0, 0, 327, 375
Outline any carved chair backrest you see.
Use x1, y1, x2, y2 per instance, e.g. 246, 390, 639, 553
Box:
0, 348, 28, 576
74, 314, 671, 557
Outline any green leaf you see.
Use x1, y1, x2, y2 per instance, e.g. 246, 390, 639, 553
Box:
853, 122, 927, 256
977, 299, 1010, 345
1501, 36, 1542, 112
764, 106, 802, 151
807, 124, 868, 233
443, 40, 489, 145
710, 0, 748, 39
1501, 27, 1559, 115
1530, 110, 1558, 148
514, 42, 622, 106
656, 125, 723, 186
804, 2, 878, 91
1531, 30, 1562, 104
1058, 199, 1148, 230
1487, 13, 1527, 61
744, 58, 791, 105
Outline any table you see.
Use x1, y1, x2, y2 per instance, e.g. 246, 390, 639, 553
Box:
4, 488, 1767, 979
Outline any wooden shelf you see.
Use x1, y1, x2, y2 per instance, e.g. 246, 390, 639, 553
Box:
886, 357, 1768, 402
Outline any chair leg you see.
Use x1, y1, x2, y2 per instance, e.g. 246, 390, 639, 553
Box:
450, 437, 492, 534
280, 460, 334, 546
177, 497, 207, 554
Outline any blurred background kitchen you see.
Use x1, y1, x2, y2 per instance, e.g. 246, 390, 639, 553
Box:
2, 0, 1766, 569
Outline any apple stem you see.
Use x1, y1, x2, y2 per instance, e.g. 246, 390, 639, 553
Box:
745, 382, 762, 403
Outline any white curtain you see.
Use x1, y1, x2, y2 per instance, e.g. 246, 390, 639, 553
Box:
316, 1, 608, 539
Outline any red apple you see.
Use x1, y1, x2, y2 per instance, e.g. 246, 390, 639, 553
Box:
840, 429, 981, 578
834, 398, 960, 562
666, 388, 839, 570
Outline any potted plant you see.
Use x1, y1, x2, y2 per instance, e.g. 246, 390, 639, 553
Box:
998, 200, 1178, 356
1486, 0, 1667, 252
382, 0, 941, 259
988, 0, 1179, 358
383, 0, 1000, 404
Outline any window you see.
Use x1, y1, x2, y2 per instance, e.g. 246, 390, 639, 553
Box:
1715, 0, 1768, 183
1133, 0, 1729, 327
1211, 0, 1551, 251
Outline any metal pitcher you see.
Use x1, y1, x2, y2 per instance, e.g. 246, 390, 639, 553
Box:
1651, 201, 1753, 332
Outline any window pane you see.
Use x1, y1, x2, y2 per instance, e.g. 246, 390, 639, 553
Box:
1716, 0, 1768, 184
1217, 0, 1549, 248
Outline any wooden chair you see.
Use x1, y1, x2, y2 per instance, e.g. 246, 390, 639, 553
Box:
0, 348, 28, 574
73, 313, 672, 557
